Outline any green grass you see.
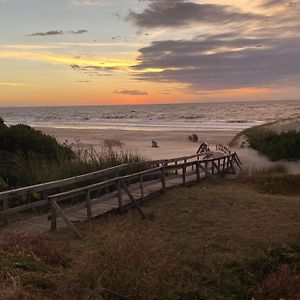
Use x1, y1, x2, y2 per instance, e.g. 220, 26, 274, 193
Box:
1, 177, 300, 299
15, 147, 145, 187
0, 118, 145, 190
230, 118, 300, 161
248, 129, 300, 161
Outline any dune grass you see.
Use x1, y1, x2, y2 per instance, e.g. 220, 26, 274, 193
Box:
230, 119, 300, 161
0, 118, 145, 190
1, 177, 300, 299
15, 146, 145, 188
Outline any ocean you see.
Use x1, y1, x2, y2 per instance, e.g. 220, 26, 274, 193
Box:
0, 100, 300, 132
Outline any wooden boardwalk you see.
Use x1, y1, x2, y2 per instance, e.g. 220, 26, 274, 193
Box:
0, 149, 241, 238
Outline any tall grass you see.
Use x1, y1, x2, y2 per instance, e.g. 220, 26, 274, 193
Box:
230, 119, 300, 161
14, 145, 145, 188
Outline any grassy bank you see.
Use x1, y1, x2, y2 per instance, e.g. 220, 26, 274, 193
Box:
230, 118, 300, 161
1, 176, 300, 299
0, 119, 144, 190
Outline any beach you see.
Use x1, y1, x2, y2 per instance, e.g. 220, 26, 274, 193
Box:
40, 126, 300, 174
40, 127, 236, 160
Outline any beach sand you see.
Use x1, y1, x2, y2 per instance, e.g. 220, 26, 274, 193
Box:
39, 127, 300, 174
40, 127, 236, 160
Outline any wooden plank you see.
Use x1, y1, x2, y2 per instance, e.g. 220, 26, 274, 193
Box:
120, 180, 147, 219
1, 152, 242, 237
140, 174, 144, 199
86, 190, 92, 222
196, 161, 200, 182
212, 161, 221, 175
182, 166, 186, 186
0, 199, 48, 218
161, 167, 166, 192
0, 161, 150, 201
49, 198, 57, 232
116, 179, 123, 213
51, 199, 83, 240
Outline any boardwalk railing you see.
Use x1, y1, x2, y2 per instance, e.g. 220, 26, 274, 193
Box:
0, 153, 211, 220
0, 152, 241, 237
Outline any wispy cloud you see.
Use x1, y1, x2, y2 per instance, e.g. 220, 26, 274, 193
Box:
0, 81, 34, 87
28, 30, 64, 37
113, 89, 149, 95
27, 29, 88, 36
72, 0, 106, 5
0, 50, 135, 71
68, 29, 88, 34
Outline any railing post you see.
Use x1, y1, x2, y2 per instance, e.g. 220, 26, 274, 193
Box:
86, 189, 92, 223
182, 166, 186, 186
205, 161, 208, 177
161, 167, 166, 192
139, 174, 144, 199
212, 160, 215, 174
196, 161, 200, 182
175, 161, 178, 175
117, 179, 123, 214
49, 197, 57, 232
226, 156, 230, 172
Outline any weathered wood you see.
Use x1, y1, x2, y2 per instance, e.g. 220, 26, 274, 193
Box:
51, 199, 83, 239
233, 154, 242, 169
139, 174, 144, 199
0, 199, 48, 218
1, 152, 241, 236
175, 161, 178, 175
196, 161, 201, 182
49, 198, 57, 232
182, 167, 187, 186
205, 161, 208, 176
120, 180, 147, 219
0, 161, 150, 201
86, 190, 92, 222
117, 179, 123, 213
161, 167, 166, 192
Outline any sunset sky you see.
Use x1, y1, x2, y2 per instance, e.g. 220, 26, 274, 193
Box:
0, 0, 300, 106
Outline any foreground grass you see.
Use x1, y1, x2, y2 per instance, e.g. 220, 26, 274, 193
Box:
1, 177, 300, 299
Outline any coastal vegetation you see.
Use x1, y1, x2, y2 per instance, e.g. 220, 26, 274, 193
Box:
1, 176, 300, 299
0, 118, 143, 190
230, 119, 300, 161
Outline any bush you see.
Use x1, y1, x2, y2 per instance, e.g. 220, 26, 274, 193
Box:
0, 118, 145, 189
247, 129, 300, 161
0, 119, 74, 161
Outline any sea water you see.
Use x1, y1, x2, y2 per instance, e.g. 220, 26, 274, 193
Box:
0, 100, 299, 132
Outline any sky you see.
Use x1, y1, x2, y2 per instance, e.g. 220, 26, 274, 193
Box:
0, 0, 300, 106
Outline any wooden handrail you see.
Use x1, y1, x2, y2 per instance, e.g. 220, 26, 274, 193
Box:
0, 152, 240, 220
0, 152, 210, 202
48, 153, 235, 203
0, 160, 153, 202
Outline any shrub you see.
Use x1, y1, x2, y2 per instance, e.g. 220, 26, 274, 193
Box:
0, 119, 145, 189
0, 122, 74, 161
247, 129, 300, 161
